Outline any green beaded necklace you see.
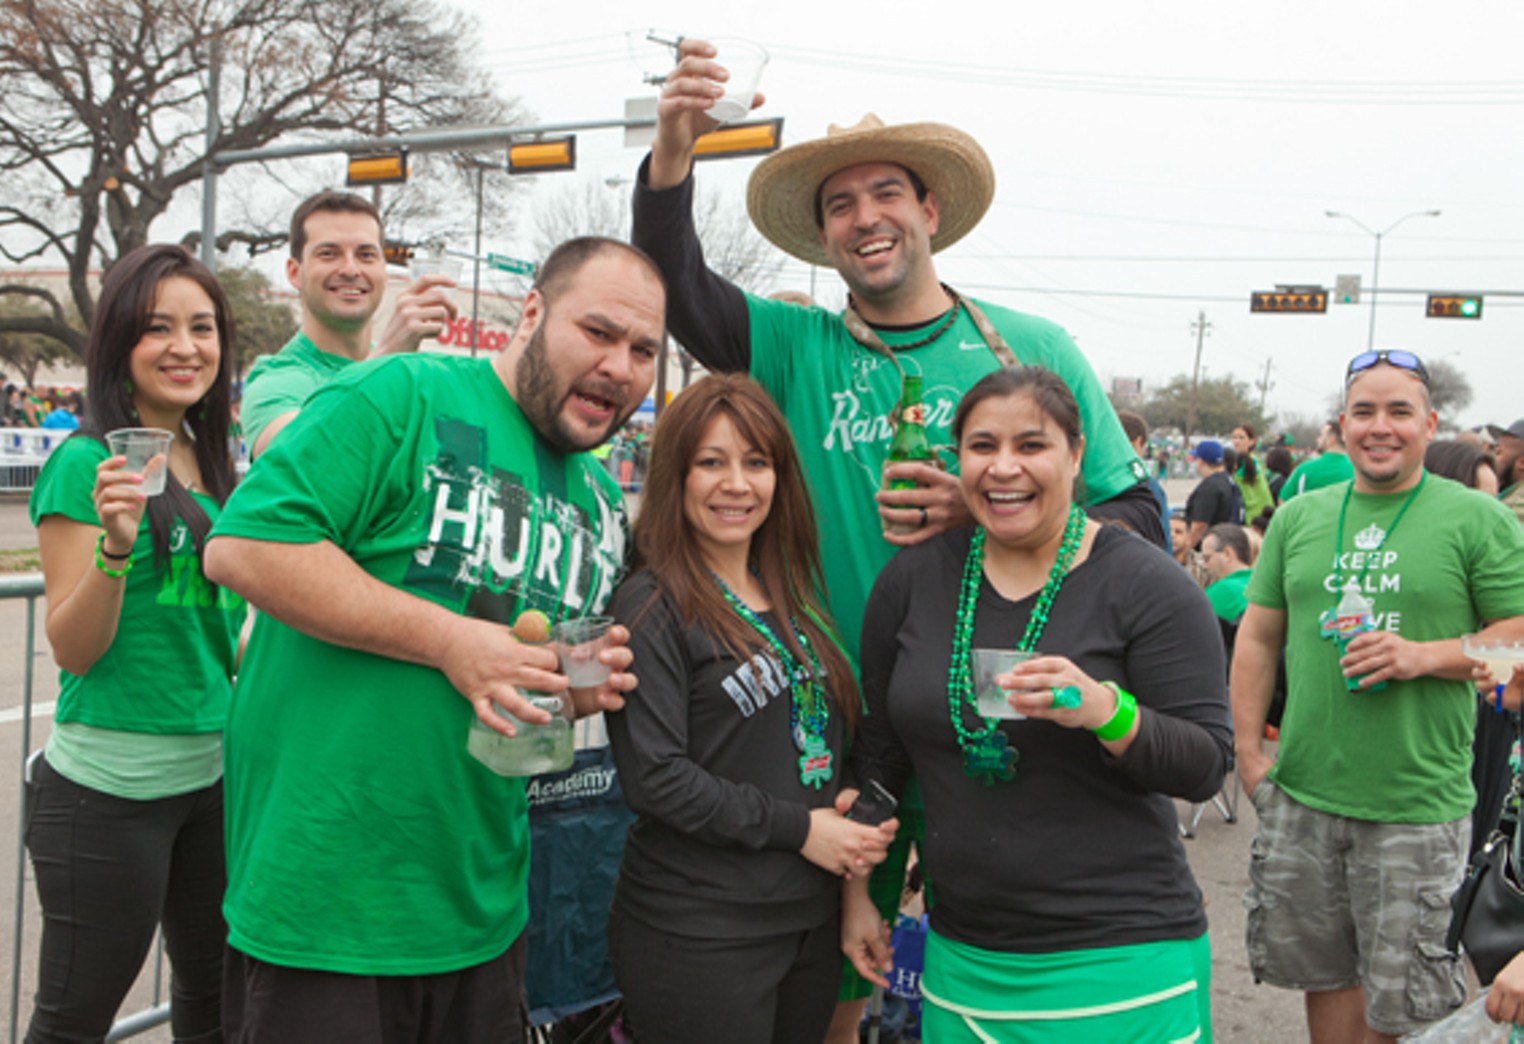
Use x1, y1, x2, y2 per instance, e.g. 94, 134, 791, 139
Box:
947, 503, 1088, 785
714, 573, 834, 790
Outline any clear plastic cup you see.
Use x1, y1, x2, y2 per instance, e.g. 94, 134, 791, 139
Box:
704, 37, 768, 124
408, 255, 463, 284
970, 648, 1036, 719
553, 615, 614, 689
106, 428, 174, 496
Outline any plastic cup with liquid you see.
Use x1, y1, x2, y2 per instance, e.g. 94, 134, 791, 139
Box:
553, 615, 614, 689
106, 428, 174, 495
704, 37, 768, 124
970, 648, 1036, 720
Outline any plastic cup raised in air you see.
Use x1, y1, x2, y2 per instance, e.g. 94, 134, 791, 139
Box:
554, 615, 614, 689
705, 38, 768, 124
106, 427, 174, 496
408, 255, 462, 285
970, 648, 1036, 720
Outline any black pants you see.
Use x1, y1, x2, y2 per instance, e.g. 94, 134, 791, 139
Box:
607, 905, 839, 1044
25, 754, 225, 1043
222, 934, 528, 1044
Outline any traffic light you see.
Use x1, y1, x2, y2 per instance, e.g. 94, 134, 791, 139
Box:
1426, 294, 1483, 319
693, 118, 784, 161
346, 150, 409, 186
382, 242, 414, 266
1250, 289, 1327, 313
508, 137, 576, 174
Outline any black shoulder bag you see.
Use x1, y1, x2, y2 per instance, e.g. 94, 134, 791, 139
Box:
1448, 769, 1524, 985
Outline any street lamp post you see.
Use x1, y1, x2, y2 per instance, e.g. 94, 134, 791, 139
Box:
1325, 209, 1441, 349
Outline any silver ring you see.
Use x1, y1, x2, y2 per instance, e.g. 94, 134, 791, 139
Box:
918, 506, 929, 528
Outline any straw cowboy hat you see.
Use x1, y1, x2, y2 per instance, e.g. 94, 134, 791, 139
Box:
746, 114, 995, 267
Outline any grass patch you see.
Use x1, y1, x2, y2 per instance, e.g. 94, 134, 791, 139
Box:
0, 547, 41, 573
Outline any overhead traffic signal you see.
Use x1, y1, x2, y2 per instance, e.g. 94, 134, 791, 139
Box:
1426, 294, 1483, 319
693, 118, 784, 161
1250, 288, 1327, 313
346, 150, 409, 186
382, 242, 415, 266
508, 137, 576, 174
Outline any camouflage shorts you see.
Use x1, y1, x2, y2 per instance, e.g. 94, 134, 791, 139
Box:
1243, 780, 1468, 1037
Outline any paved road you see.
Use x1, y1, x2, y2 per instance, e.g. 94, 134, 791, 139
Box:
0, 483, 1315, 1041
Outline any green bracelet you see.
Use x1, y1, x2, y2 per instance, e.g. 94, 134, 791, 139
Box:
1092, 682, 1138, 742
94, 533, 132, 579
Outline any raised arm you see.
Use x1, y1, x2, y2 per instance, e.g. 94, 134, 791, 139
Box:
630, 37, 758, 374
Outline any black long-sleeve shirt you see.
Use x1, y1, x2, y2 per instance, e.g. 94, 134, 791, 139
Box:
852, 525, 1233, 953
606, 571, 843, 939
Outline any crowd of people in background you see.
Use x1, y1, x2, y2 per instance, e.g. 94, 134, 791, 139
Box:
3, 383, 84, 430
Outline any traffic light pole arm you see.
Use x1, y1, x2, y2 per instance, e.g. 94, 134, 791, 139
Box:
1325, 209, 1440, 349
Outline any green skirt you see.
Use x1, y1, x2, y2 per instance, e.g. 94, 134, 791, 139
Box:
920, 930, 1212, 1043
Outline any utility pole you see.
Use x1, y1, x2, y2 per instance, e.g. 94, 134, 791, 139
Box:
1184, 310, 1211, 451
1256, 357, 1274, 414
199, 30, 222, 271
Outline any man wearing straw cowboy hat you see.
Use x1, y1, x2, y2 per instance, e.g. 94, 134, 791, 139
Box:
633, 36, 1164, 1037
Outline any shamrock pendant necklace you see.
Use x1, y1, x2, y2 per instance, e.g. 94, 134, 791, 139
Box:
947, 504, 1087, 785
714, 572, 833, 789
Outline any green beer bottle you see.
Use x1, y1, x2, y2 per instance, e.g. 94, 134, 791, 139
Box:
884, 375, 931, 535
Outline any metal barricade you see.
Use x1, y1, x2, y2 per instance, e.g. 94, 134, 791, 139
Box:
0, 430, 62, 495
3, 574, 169, 1042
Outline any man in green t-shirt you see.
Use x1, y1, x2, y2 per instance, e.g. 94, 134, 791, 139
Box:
205, 238, 664, 1041
1279, 419, 1353, 502
1201, 523, 1253, 623
242, 190, 462, 457
1232, 350, 1524, 1042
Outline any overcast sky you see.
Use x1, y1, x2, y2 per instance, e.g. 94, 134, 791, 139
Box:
458, 0, 1524, 432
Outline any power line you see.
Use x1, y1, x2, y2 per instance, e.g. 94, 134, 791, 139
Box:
477, 34, 1524, 106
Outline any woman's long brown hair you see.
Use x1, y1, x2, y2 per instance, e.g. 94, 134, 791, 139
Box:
630, 373, 857, 725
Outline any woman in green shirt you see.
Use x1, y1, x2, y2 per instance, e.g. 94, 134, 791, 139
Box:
1231, 424, 1274, 525
26, 244, 243, 1041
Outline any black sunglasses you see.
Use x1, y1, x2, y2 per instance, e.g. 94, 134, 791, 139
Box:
1345, 349, 1430, 387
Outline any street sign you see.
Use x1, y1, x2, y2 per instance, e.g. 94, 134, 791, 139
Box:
486, 253, 536, 276
1334, 274, 1361, 304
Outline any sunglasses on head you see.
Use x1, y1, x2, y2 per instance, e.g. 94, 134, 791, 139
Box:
1345, 349, 1430, 387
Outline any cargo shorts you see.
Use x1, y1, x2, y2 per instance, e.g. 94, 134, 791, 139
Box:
1242, 779, 1468, 1037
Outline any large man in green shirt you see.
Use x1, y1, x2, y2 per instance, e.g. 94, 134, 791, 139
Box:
241, 190, 461, 457
1232, 350, 1524, 1042
205, 238, 664, 1041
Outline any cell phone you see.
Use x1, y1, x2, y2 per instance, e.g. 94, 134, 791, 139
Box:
846, 780, 898, 826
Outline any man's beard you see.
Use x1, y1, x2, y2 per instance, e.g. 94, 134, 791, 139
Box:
514, 323, 632, 453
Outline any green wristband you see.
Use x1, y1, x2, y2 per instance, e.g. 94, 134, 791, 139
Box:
1092, 682, 1137, 742
94, 533, 133, 579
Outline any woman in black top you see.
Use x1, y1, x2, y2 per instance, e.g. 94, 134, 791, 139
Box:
606, 374, 896, 1044
844, 366, 1232, 1043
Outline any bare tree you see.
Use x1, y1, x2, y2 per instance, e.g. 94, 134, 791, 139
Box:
529, 180, 785, 291
528, 178, 788, 385
1426, 358, 1474, 420
0, 0, 528, 358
